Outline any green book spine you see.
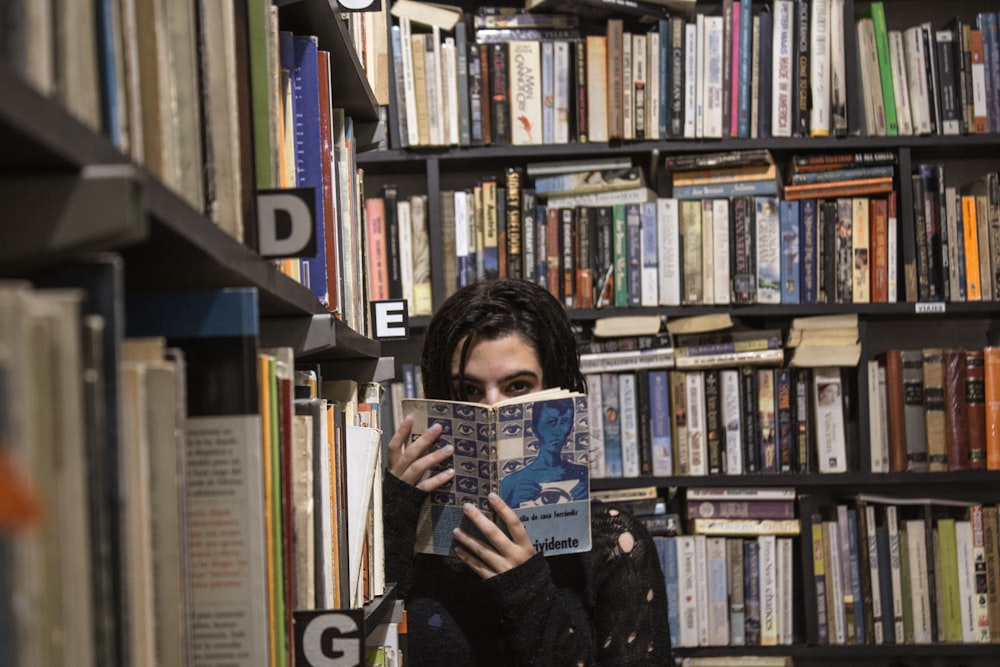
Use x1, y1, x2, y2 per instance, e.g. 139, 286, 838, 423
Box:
867, 2, 899, 135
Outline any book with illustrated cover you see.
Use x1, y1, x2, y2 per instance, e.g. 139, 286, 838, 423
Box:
403, 389, 591, 557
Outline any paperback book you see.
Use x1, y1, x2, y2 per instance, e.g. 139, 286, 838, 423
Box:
404, 389, 591, 556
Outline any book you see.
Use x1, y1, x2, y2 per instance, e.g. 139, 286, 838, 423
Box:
404, 389, 591, 556
813, 367, 848, 473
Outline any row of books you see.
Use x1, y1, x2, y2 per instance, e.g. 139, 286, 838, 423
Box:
364, 190, 434, 317
657, 533, 798, 648
0, 270, 386, 666
802, 494, 1000, 645
855, 5, 1000, 137
390, 0, 859, 148
868, 346, 1000, 476
583, 363, 851, 480
405, 179, 899, 310
909, 167, 1000, 304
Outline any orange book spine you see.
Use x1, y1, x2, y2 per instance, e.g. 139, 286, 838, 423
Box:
885, 349, 908, 472
984, 346, 1000, 470
962, 195, 982, 300
365, 197, 390, 301
870, 198, 889, 302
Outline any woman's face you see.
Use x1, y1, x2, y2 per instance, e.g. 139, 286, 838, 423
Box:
450, 333, 543, 406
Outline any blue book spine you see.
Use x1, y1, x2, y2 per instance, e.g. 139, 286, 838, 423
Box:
601, 373, 623, 477
780, 199, 801, 303
953, 192, 968, 300
292, 35, 330, 306
390, 26, 409, 147
402, 363, 418, 398
757, 8, 773, 138
799, 198, 818, 303
737, 0, 753, 137
648, 369, 673, 476
541, 41, 555, 144
774, 368, 794, 472
660, 536, 681, 648
535, 204, 548, 288
626, 203, 643, 307
641, 201, 659, 306
658, 18, 670, 139
847, 508, 867, 644
96, 0, 121, 148
673, 179, 779, 199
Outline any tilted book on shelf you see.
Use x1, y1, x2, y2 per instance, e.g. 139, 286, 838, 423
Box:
404, 389, 591, 556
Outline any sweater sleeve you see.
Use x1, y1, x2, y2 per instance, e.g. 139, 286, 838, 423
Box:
483, 504, 673, 667
381, 470, 426, 596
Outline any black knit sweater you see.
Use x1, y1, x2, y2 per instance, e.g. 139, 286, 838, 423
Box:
383, 472, 674, 666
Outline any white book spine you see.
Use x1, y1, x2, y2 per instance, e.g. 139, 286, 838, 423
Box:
712, 198, 731, 303
658, 198, 682, 305
399, 17, 420, 146
553, 41, 571, 144
955, 520, 978, 643
903, 26, 932, 135
809, 0, 831, 135
623, 32, 634, 140
431, 27, 445, 145
755, 196, 782, 304
826, 523, 847, 643
770, 0, 794, 137
684, 21, 697, 138
424, 33, 442, 145
758, 534, 779, 645
686, 370, 707, 476
648, 31, 661, 140
694, 16, 705, 138
640, 202, 659, 307
813, 367, 848, 472
454, 190, 469, 278
677, 535, 700, 647
397, 200, 414, 312
887, 196, 898, 302
442, 37, 459, 146
695, 534, 710, 646
703, 15, 725, 138
888, 30, 915, 135
779, 537, 794, 644
721, 369, 743, 475
585, 373, 607, 479
707, 537, 730, 646
541, 41, 554, 144
618, 372, 641, 477
509, 40, 542, 145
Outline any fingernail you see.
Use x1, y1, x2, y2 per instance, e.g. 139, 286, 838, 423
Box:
488, 492, 499, 501
440, 444, 454, 454
443, 468, 455, 477
463, 502, 475, 512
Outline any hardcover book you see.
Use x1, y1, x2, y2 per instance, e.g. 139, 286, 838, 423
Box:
404, 389, 591, 557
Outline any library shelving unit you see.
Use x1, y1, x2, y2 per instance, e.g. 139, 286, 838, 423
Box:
0, 0, 396, 664
359, 0, 1000, 664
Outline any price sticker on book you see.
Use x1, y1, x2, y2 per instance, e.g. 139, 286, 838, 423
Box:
294, 609, 365, 667
336, 0, 381, 10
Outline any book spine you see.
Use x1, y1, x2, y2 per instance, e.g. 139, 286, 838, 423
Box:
601, 372, 623, 477
703, 369, 723, 475
902, 349, 930, 470
965, 349, 988, 469
770, 0, 795, 137
649, 369, 674, 476
780, 199, 800, 303
626, 203, 643, 307
740, 365, 760, 473
489, 43, 510, 145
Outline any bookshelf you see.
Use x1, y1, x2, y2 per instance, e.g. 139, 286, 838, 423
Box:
362, 0, 1000, 663
0, 1, 399, 665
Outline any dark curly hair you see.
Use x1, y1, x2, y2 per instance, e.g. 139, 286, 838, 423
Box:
420, 279, 585, 400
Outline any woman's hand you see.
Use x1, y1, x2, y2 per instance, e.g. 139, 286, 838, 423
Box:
452, 492, 536, 579
387, 415, 455, 492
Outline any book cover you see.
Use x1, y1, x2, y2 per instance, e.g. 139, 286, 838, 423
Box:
648, 368, 674, 476
755, 196, 781, 304
601, 373, 624, 477
404, 390, 590, 557
508, 40, 542, 145
813, 367, 848, 473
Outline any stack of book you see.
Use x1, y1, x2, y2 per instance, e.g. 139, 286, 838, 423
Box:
783, 151, 897, 201
684, 487, 799, 535
786, 313, 861, 367
665, 149, 781, 200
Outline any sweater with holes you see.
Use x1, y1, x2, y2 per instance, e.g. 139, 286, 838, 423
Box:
383, 472, 674, 666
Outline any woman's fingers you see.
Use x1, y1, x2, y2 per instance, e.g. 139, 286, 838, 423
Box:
388, 419, 449, 486
452, 494, 536, 578
489, 493, 533, 549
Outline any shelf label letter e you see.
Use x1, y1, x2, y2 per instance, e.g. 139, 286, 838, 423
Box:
372, 300, 409, 339
295, 609, 364, 667
257, 188, 317, 258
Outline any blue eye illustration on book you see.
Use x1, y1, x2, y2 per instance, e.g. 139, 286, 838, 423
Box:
478, 461, 492, 478
430, 418, 452, 435
455, 422, 475, 437
456, 476, 478, 493
502, 459, 524, 474
430, 491, 454, 504
501, 423, 522, 437
429, 404, 450, 415
478, 424, 491, 439
538, 487, 574, 504
499, 405, 522, 419
457, 459, 477, 474
455, 439, 477, 456
454, 404, 475, 419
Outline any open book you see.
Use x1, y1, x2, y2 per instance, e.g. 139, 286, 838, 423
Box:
403, 389, 591, 557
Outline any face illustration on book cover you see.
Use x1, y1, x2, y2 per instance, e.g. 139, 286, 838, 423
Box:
499, 397, 589, 508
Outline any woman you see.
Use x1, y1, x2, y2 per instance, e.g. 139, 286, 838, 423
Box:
384, 278, 673, 666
